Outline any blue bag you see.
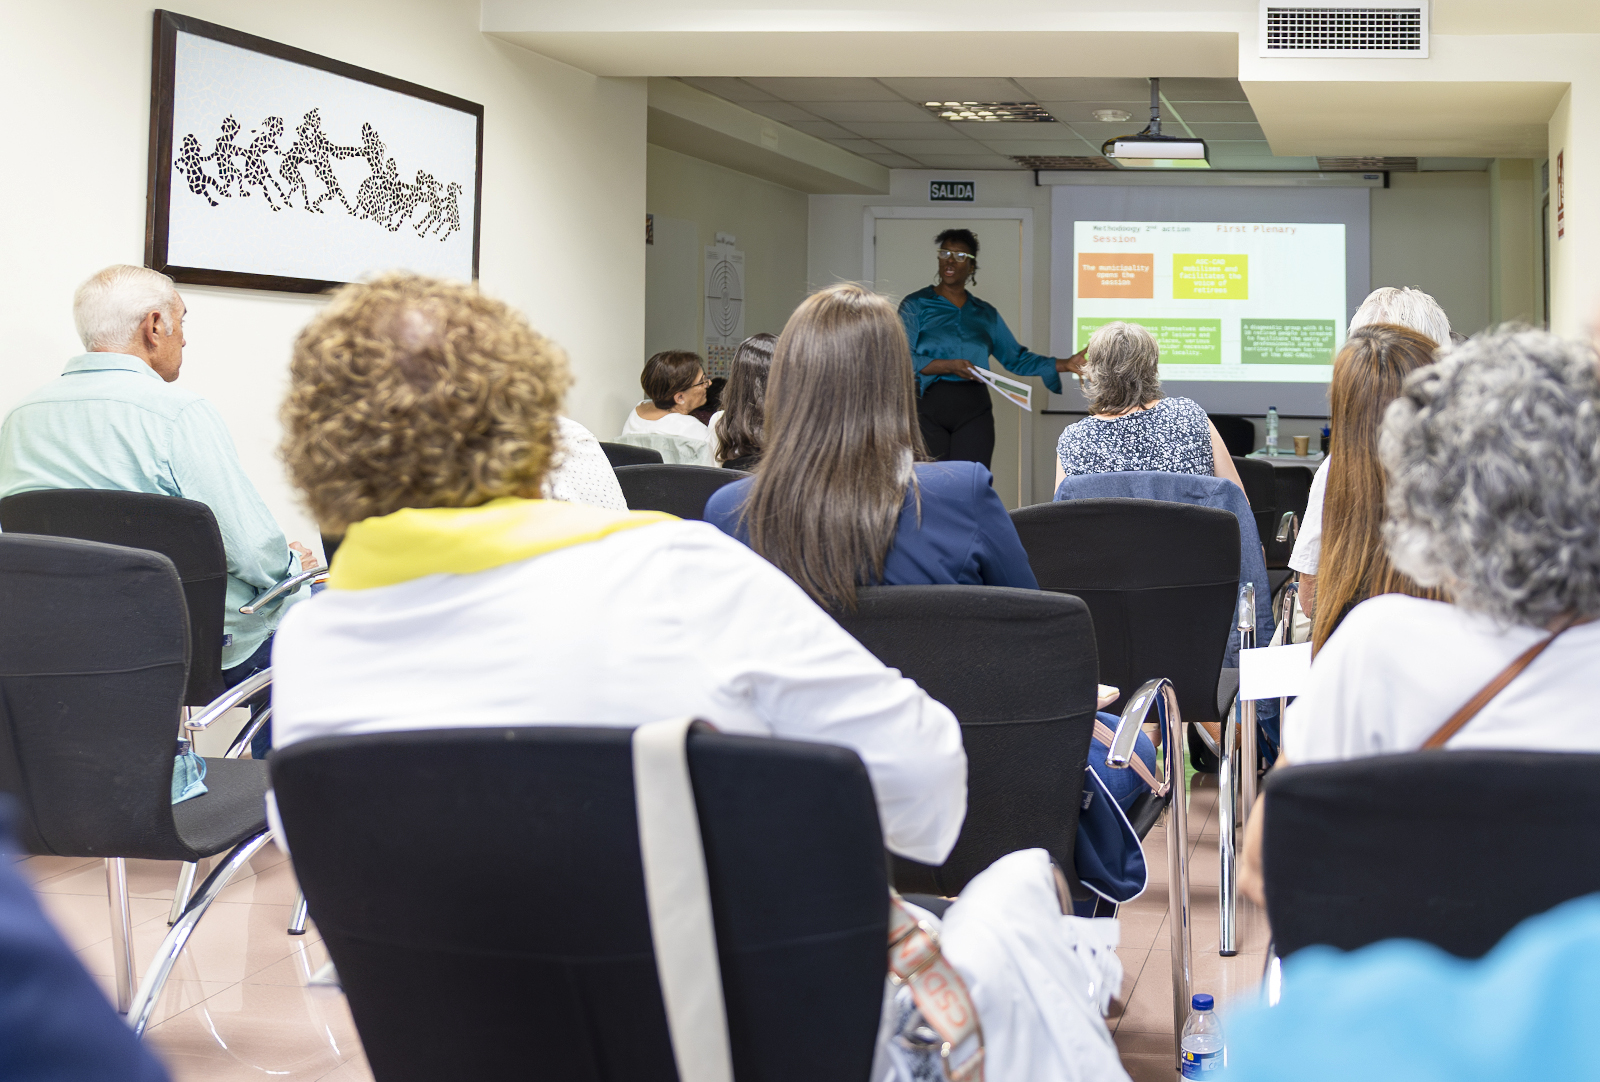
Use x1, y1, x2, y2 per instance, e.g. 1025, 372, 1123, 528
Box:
1073, 711, 1156, 913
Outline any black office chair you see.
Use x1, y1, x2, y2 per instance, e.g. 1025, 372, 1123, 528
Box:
0, 534, 272, 1036
1011, 499, 1239, 731
1211, 415, 1257, 458
1264, 751, 1600, 959
1233, 455, 1278, 557
1268, 465, 1315, 571
614, 463, 749, 521
270, 726, 888, 1082
833, 585, 1099, 897
600, 441, 664, 468
0, 490, 317, 930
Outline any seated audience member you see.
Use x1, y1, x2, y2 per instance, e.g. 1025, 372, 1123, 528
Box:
707, 332, 775, 470
0, 803, 170, 1082
272, 274, 965, 865
1292, 286, 1452, 617
1310, 324, 1445, 651
545, 416, 627, 510
1242, 327, 1600, 906
617, 349, 715, 464
0, 265, 313, 757
703, 284, 1038, 604
1054, 321, 1245, 493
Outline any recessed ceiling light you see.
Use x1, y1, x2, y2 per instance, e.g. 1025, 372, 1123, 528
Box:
921, 101, 1057, 123
1093, 109, 1132, 122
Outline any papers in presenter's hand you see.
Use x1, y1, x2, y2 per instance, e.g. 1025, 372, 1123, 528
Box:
966, 366, 1032, 411
1238, 642, 1311, 700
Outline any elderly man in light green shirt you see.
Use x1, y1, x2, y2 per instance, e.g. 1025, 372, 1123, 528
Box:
0, 265, 314, 751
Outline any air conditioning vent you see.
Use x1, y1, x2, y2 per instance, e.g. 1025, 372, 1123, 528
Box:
1012, 155, 1116, 171
1317, 156, 1418, 171
1260, 1, 1428, 57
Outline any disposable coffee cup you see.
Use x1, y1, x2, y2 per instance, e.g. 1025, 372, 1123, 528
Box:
1293, 434, 1310, 456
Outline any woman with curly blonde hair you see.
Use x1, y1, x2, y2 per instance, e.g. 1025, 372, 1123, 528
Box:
270, 273, 965, 867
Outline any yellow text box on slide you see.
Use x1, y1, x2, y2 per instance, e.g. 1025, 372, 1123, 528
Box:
1173, 254, 1248, 300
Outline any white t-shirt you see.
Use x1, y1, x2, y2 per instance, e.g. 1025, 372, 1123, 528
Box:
1287, 460, 1327, 575
544, 417, 627, 511
620, 404, 711, 442
271, 519, 967, 864
1284, 594, 1600, 764
706, 410, 725, 461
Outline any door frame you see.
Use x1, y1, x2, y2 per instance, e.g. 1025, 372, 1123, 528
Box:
863, 205, 1038, 503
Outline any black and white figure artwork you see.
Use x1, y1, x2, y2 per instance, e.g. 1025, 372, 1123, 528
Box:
149, 12, 482, 293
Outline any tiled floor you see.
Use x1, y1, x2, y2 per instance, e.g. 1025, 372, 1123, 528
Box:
17, 768, 1263, 1082
1111, 772, 1272, 1080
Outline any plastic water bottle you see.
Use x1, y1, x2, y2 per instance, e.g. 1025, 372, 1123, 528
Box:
1181, 993, 1225, 1078
1265, 406, 1280, 455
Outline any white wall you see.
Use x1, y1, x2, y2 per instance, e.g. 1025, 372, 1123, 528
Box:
646, 144, 811, 368
0, 1, 646, 551
1370, 173, 1492, 335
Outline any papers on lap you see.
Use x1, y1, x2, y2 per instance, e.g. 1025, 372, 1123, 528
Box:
1239, 641, 1311, 700
968, 366, 1032, 411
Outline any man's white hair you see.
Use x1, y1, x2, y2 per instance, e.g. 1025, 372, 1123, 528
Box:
73, 265, 180, 352
1348, 286, 1451, 347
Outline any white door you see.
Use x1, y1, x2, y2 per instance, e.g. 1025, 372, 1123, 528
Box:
873, 216, 1030, 508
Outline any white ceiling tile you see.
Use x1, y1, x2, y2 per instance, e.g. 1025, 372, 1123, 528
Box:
1203, 141, 1276, 157
1038, 102, 1154, 123
675, 77, 775, 103
877, 78, 1031, 103
829, 139, 888, 154
1183, 123, 1267, 140
914, 154, 1024, 170
1015, 78, 1151, 101
947, 121, 1071, 141
787, 120, 862, 140
977, 138, 1100, 156
839, 122, 972, 140
864, 153, 925, 169
744, 78, 900, 101
1158, 78, 1248, 103
1168, 102, 1258, 123
803, 101, 940, 124
878, 140, 997, 155
742, 102, 821, 125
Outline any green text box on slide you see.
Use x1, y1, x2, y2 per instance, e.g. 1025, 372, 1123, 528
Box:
1241, 319, 1337, 364
1077, 318, 1223, 364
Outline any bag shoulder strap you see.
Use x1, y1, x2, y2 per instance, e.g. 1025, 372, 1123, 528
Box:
889, 894, 985, 1082
1421, 615, 1587, 750
1093, 718, 1165, 795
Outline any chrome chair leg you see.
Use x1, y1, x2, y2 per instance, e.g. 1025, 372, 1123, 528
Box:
1219, 698, 1238, 956
127, 831, 272, 1037
168, 861, 197, 926
288, 890, 309, 935
106, 858, 135, 1014
1240, 694, 1259, 821
1264, 943, 1283, 1006
224, 704, 271, 760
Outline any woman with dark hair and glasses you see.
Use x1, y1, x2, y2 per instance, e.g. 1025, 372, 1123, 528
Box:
898, 228, 1083, 468
618, 349, 715, 463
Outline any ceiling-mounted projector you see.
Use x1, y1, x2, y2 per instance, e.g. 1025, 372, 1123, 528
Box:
1102, 78, 1210, 169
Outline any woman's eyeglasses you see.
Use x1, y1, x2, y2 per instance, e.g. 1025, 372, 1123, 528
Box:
937, 249, 976, 264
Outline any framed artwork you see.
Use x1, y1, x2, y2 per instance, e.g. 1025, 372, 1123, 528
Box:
146, 10, 483, 294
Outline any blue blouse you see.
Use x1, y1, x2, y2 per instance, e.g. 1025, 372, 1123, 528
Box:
703, 461, 1039, 591
898, 287, 1063, 397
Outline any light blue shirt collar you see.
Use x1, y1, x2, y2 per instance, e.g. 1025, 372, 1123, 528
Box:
61, 353, 164, 381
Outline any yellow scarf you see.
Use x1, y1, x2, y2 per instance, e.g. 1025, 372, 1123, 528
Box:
329, 497, 676, 590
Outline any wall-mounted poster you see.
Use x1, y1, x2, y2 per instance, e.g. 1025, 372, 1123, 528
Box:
146, 10, 483, 294
703, 233, 745, 379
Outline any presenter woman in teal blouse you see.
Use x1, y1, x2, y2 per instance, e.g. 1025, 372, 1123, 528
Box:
899, 229, 1083, 467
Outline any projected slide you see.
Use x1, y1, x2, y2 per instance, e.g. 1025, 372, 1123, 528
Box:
1073, 221, 1346, 383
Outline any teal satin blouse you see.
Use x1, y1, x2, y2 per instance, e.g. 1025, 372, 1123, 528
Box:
897, 286, 1062, 396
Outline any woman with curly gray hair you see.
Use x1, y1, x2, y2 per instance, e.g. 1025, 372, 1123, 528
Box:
1242, 326, 1600, 906
1053, 321, 1244, 492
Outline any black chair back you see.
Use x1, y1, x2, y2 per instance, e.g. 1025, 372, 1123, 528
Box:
1232, 456, 1278, 563
0, 534, 203, 860
0, 489, 228, 705
833, 585, 1098, 897
1264, 751, 1600, 959
600, 441, 664, 467
271, 726, 887, 1082
614, 463, 749, 520
1011, 499, 1239, 725
1268, 464, 1315, 568
1211, 414, 1256, 457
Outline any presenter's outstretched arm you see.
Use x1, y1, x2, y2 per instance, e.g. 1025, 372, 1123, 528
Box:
922, 359, 980, 379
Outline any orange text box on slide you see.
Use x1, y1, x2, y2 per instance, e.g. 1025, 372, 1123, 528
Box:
1077, 253, 1154, 299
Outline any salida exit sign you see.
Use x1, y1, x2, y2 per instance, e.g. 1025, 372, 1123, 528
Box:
930, 181, 975, 202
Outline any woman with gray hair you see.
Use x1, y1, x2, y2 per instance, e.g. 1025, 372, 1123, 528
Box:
1241, 326, 1600, 905
1053, 320, 1244, 491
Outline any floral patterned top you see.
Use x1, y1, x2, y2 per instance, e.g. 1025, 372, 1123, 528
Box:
1056, 396, 1215, 478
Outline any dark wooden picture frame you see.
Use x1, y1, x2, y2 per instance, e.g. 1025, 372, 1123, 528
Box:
146, 9, 484, 294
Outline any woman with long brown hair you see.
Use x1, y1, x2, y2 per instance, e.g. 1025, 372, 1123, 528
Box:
704, 283, 1037, 608
707, 332, 776, 470
1311, 322, 1446, 651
